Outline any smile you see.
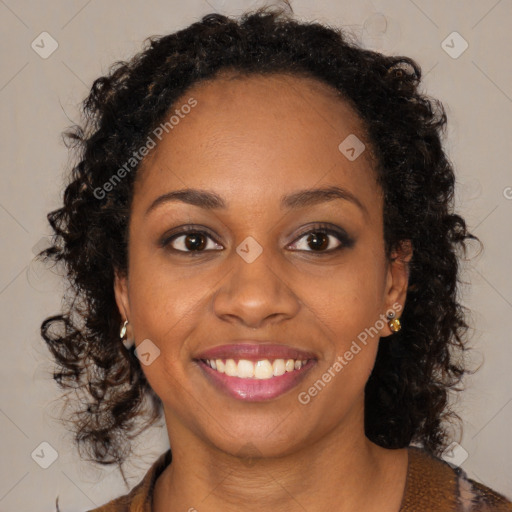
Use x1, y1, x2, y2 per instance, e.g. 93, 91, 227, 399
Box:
196, 357, 316, 401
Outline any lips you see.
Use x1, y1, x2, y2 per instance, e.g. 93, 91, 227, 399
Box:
193, 342, 318, 402
194, 342, 318, 362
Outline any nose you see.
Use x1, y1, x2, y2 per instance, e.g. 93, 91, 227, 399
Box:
212, 244, 300, 329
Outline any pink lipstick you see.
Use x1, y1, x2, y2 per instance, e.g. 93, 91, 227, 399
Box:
194, 342, 317, 402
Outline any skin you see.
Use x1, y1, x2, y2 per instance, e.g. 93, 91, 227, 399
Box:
114, 72, 413, 512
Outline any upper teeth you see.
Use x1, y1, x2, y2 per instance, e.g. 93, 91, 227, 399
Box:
205, 358, 308, 379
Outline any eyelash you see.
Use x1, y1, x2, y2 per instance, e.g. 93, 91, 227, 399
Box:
160, 223, 354, 255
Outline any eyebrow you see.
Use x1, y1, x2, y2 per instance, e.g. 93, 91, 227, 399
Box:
144, 185, 367, 217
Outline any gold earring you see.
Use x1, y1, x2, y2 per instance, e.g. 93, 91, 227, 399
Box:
386, 311, 402, 333
120, 320, 135, 349
120, 319, 128, 339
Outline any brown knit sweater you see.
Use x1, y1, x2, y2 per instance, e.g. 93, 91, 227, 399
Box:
83, 446, 512, 511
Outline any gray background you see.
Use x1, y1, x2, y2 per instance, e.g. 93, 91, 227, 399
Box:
1, 0, 511, 510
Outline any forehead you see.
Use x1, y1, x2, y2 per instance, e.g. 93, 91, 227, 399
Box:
133, 72, 380, 217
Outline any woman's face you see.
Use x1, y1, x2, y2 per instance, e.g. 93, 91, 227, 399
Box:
115, 73, 411, 458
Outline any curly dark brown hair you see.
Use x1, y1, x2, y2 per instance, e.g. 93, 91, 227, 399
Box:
40, 4, 479, 486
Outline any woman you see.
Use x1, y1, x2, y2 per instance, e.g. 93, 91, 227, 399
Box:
40, 5, 512, 511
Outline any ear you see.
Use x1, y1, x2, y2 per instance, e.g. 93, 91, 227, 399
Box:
381, 240, 413, 337
114, 269, 131, 323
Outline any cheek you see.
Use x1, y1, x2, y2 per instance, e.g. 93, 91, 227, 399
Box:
128, 262, 203, 350
294, 252, 387, 341
291, 254, 387, 402
126, 262, 203, 405
126, 244, 230, 393
295, 267, 385, 415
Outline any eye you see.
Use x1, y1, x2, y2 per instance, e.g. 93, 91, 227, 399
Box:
288, 223, 354, 254
161, 227, 223, 253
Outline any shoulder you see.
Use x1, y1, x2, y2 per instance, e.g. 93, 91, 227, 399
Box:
84, 449, 172, 512
400, 446, 512, 511
458, 474, 512, 512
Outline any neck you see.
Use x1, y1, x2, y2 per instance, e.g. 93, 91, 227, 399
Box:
153, 403, 408, 512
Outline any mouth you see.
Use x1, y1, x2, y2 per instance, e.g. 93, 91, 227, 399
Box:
193, 343, 317, 402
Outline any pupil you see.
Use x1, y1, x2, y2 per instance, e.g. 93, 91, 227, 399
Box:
185, 233, 206, 251
307, 232, 328, 251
